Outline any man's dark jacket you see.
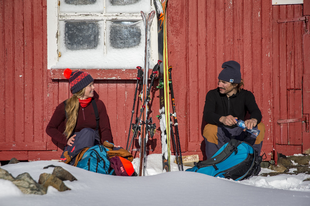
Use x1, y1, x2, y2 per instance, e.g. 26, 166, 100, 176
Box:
203, 88, 262, 127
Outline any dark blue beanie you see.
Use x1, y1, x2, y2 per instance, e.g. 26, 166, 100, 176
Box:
218, 60, 241, 83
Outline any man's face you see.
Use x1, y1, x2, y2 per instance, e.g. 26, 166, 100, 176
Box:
218, 79, 237, 95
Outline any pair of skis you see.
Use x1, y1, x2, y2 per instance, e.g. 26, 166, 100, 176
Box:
154, 0, 183, 172
126, 10, 158, 176
126, 1, 183, 175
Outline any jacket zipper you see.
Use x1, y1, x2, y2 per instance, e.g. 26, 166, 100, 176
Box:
227, 97, 230, 114
82, 108, 85, 120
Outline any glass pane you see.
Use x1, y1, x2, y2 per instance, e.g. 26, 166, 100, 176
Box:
109, 0, 140, 5
110, 21, 141, 49
59, 0, 104, 13
65, 21, 99, 50
65, 0, 96, 5
106, 0, 150, 13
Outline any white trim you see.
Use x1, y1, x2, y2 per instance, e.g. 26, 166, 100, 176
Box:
47, 0, 158, 70
47, 0, 59, 70
272, 0, 303, 5
59, 13, 143, 20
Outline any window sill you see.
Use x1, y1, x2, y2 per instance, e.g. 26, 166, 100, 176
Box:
50, 68, 151, 80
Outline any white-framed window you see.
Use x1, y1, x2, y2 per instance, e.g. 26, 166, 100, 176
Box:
47, 0, 158, 70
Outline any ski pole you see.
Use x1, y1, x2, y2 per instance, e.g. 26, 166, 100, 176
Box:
127, 61, 161, 153
168, 66, 183, 171
170, 117, 180, 168
126, 67, 143, 151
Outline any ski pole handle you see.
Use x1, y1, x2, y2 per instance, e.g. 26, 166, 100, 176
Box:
136, 66, 143, 80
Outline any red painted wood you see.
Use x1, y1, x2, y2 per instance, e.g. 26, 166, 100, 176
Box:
0, 1, 5, 143
243, 0, 253, 91
168, 0, 188, 154
33, 0, 44, 143
252, 0, 262, 111
287, 6, 294, 90
42, 0, 49, 147
304, 33, 310, 75
4, 0, 14, 143
0, 142, 46, 150
28, 150, 63, 161
50, 69, 145, 80
197, 0, 207, 149
14, 0, 25, 144
279, 6, 288, 145
303, 17, 310, 153
304, 0, 310, 16
261, 0, 273, 157
272, 6, 281, 151
294, 6, 303, 89
224, 0, 233, 59
233, 0, 243, 64
1, 0, 309, 162
288, 90, 302, 145
24, 0, 34, 144
275, 145, 302, 156
206, 0, 217, 89
188, 0, 199, 150
272, 5, 305, 156
216, 0, 225, 78
0, 151, 28, 161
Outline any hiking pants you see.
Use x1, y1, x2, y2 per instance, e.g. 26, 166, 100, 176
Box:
203, 123, 265, 159
60, 128, 100, 164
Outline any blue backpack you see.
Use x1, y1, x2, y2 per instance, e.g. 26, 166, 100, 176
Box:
77, 145, 112, 174
186, 139, 262, 181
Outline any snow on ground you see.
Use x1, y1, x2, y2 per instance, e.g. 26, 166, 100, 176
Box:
1, 154, 310, 206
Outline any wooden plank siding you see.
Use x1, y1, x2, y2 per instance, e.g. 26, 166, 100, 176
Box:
272, 4, 306, 156
0, 0, 309, 162
168, 0, 275, 159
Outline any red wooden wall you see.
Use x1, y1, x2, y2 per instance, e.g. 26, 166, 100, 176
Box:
0, 0, 309, 162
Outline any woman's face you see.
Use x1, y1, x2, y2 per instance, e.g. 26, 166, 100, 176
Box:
81, 82, 95, 99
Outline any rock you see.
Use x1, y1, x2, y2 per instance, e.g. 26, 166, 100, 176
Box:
39, 173, 71, 192
260, 161, 270, 168
13, 173, 47, 195
294, 166, 310, 174
260, 172, 286, 177
0, 168, 15, 181
52, 166, 77, 182
8, 158, 20, 164
269, 163, 288, 173
288, 155, 310, 166
304, 148, 310, 155
278, 156, 292, 168
303, 178, 310, 182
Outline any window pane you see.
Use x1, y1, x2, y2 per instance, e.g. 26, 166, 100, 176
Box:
65, 21, 99, 50
109, 0, 140, 5
106, 0, 150, 13
59, 0, 104, 12
65, 0, 96, 5
110, 21, 141, 49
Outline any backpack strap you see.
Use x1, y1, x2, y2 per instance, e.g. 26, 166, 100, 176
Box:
63, 98, 100, 131
91, 99, 100, 131
63, 100, 68, 120
197, 139, 241, 169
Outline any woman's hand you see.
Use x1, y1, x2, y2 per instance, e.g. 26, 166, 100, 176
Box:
219, 115, 237, 126
244, 118, 258, 129
67, 134, 76, 146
